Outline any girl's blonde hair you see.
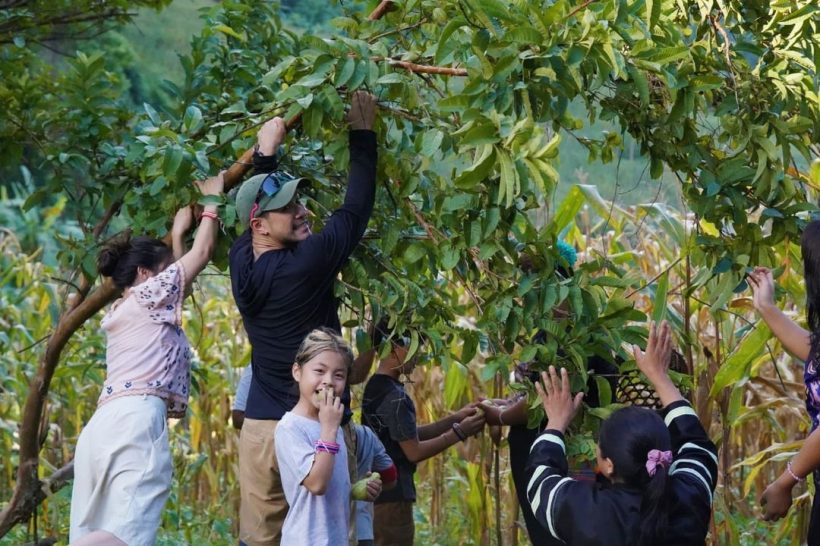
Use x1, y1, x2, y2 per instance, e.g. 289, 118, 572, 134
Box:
294, 327, 354, 370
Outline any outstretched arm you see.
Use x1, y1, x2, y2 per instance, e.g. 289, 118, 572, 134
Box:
633, 320, 684, 407
399, 410, 485, 463
417, 404, 477, 440
748, 267, 810, 360
171, 206, 194, 261
297, 91, 378, 269
177, 172, 224, 289
638, 321, 717, 505
761, 428, 820, 521
480, 396, 528, 427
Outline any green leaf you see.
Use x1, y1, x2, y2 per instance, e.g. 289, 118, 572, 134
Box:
438, 94, 472, 112
144, 103, 160, 125
454, 145, 496, 188
435, 17, 466, 65
183, 106, 203, 133
421, 130, 444, 157
457, 123, 499, 148
645, 0, 661, 32
163, 147, 183, 179
497, 148, 517, 208
376, 73, 404, 84
214, 24, 246, 42
710, 324, 772, 396
628, 66, 649, 107
403, 242, 427, 264
641, 47, 689, 64
651, 272, 669, 324
335, 56, 356, 87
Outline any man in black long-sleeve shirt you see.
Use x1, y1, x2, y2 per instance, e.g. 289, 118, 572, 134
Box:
230, 91, 378, 546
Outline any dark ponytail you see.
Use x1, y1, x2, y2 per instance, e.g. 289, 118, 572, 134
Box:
599, 406, 673, 546
801, 221, 820, 351
97, 235, 172, 290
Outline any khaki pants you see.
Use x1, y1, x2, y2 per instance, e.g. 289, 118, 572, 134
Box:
239, 418, 287, 546
373, 501, 414, 546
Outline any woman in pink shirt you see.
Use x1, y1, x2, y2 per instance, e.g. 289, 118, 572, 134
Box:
69, 173, 224, 546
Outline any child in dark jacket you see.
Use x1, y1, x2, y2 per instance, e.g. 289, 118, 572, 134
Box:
525, 321, 717, 546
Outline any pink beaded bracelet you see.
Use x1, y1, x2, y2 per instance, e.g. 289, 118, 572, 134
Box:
787, 461, 805, 482
200, 210, 219, 222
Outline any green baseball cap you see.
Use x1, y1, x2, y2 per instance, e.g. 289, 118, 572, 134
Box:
235, 171, 309, 227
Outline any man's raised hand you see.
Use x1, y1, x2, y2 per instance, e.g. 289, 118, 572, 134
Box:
348, 90, 377, 131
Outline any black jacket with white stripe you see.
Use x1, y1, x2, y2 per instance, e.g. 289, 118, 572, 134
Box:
524, 400, 718, 546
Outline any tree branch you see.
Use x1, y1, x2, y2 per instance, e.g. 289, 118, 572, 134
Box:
368, 0, 397, 21
0, 279, 119, 537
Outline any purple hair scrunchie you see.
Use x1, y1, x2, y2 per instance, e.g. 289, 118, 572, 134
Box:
646, 449, 673, 477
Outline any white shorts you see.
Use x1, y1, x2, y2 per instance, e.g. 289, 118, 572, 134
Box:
70, 395, 172, 546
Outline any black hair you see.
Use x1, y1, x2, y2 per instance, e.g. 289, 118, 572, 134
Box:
97, 235, 172, 290
598, 406, 673, 546
371, 317, 418, 348
802, 221, 820, 350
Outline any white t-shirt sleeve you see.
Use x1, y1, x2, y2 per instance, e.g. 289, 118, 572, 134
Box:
275, 416, 318, 504
232, 364, 253, 411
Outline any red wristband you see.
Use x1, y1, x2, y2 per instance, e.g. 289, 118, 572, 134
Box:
199, 210, 219, 222
377, 463, 398, 484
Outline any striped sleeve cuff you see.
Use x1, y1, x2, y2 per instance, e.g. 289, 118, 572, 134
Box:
530, 430, 566, 454
663, 402, 698, 427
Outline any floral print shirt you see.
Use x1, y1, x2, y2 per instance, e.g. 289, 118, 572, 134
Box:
805, 348, 820, 431
98, 262, 192, 418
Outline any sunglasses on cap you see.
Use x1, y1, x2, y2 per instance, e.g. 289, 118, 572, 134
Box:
248, 170, 297, 221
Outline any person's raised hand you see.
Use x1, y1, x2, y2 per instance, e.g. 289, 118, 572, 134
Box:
633, 320, 673, 384
747, 267, 776, 313
195, 170, 225, 197
760, 476, 795, 522
348, 90, 377, 131
256, 117, 286, 156
317, 387, 344, 432
172, 205, 194, 236
534, 366, 584, 433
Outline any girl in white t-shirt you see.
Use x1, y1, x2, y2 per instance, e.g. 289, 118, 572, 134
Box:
69, 173, 224, 546
275, 328, 382, 545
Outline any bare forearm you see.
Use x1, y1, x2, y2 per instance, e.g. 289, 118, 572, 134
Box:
758, 303, 811, 360
648, 374, 684, 408
178, 204, 219, 283
791, 428, 820, 478
401, 430, 461, 463
499, 398, 528, 426
171, 231, 186, 261
418, 414, 460, 440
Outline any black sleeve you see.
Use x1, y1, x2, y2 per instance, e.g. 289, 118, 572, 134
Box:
252, 149, 278, 174
294, 130, 377, 270
525, 430, 598, 543
661, 400, 718, 504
